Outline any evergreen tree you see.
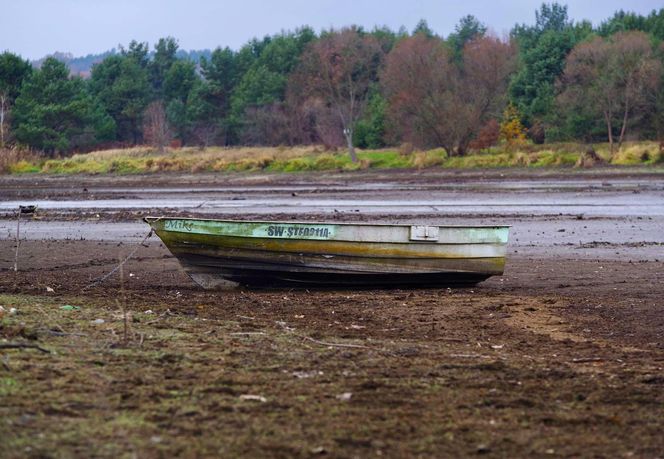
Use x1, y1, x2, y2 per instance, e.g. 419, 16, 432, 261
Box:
412, 19, 435, 38
509, 3, 592, 138
199, 47, 239, 144
354, 88, 387, 149
0, 52, 32, 146
369, 26, 399, 54
150, 37, 179, 96
186, 79, 220, 146
13, 58, 114, 153
90, 54, 150, 143
229, 28, 316, 143
122, 40, 150, 68
448, 15, 487, 61
0, 52, 32, 102
163, 60, 198, 141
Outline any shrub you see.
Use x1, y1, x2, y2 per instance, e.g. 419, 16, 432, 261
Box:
313, 154, 345, 170
283, 158, 314, 172
500, 104, 527, 150
469, 119, 500, 151
190, 160, 209, 173
576, 147, 606, 168
0, 147, 38, 173
398, 142, 414, 156
8, 160, 40, 173
651, 149, 664, 164
528, 121, 546, 145
611, 143, 656, 165
412, 150, 446, 168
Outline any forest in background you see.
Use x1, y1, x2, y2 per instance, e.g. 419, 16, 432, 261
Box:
1, 3, 664, 161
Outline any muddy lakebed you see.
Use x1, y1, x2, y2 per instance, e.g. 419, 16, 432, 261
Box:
1, 169, 663, 458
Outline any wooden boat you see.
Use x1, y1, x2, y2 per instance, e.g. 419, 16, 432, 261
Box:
144, 217, 509, 289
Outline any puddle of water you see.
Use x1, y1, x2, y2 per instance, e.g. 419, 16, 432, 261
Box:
1, 196, 663, 217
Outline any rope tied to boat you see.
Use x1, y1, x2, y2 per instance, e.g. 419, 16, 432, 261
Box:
82, 229, 153, 291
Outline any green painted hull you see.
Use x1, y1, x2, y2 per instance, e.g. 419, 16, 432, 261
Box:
145, 217, 509, 289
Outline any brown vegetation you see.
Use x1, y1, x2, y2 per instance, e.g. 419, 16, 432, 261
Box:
469, 119, 500, 152
0, 146, 36, 173
382, 34, 515, 156
142, 101, 172, 153
290, 28, 384, 162
558, 31, 662, 155
575, 146, 606, 168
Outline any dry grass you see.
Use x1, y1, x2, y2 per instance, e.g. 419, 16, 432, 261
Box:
82, 145, 320, 162
0, 147, 40, 173
79, 146, 157, 160
2, 142, 664, 175
609, 142, 663, 165
412, 149, 447, 168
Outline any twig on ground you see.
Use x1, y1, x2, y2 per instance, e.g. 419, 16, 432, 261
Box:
0, 343, 51, 354
40, 329, 87, 337
571, 357, 603, 363
296, 334, 372, 350
449, 353, 492, 359
145, 309, 174, 325
275, 321, 372, 350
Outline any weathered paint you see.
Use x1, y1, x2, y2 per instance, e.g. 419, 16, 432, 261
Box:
145, 217, 510, 289
159, 232, 506, 260
162, 218, 337, 241
147, 217, 509, 245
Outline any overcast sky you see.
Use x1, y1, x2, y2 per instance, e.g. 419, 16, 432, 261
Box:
2, 0, 662, 59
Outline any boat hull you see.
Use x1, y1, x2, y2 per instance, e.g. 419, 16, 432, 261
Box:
145, 218, 509, 289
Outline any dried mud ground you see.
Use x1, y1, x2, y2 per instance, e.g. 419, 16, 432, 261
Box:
1, 170, 664, 458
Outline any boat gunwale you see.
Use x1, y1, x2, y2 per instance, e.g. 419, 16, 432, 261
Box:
144, 216, 511, 229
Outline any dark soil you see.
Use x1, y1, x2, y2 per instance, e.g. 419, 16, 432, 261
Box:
0, 170, 663, 458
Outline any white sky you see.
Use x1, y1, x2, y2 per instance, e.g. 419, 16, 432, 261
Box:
2, 0, 662, 59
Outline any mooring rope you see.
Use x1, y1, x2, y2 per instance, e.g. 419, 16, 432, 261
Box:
82, 229, 153, 291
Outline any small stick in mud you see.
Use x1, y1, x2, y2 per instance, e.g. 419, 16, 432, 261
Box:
13, 205, 36, 272
13, 207, 20, 272
118, 254, 129, 344
571, 357, 604, 363
275, 321, 372, 350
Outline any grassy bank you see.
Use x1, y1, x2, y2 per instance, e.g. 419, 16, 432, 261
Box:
2, 142, 663, 175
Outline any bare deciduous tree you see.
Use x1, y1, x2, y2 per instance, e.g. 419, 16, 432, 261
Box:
382, 35, 456, 152
459, 36, 517, 154
291, 28, 384, 161
382, 34, 515, 155
142, 100, 172, 152
558, 31, 662, 154
241, 103, 292, 146
0, 92, 9, 147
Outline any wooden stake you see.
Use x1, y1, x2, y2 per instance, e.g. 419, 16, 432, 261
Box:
13, 208, 20, 272
120, 254, 128, 344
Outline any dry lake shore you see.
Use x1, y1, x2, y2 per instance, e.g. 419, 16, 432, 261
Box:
1, 168, 663, 458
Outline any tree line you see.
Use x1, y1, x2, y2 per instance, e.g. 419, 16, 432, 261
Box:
1, 3, 663, 159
